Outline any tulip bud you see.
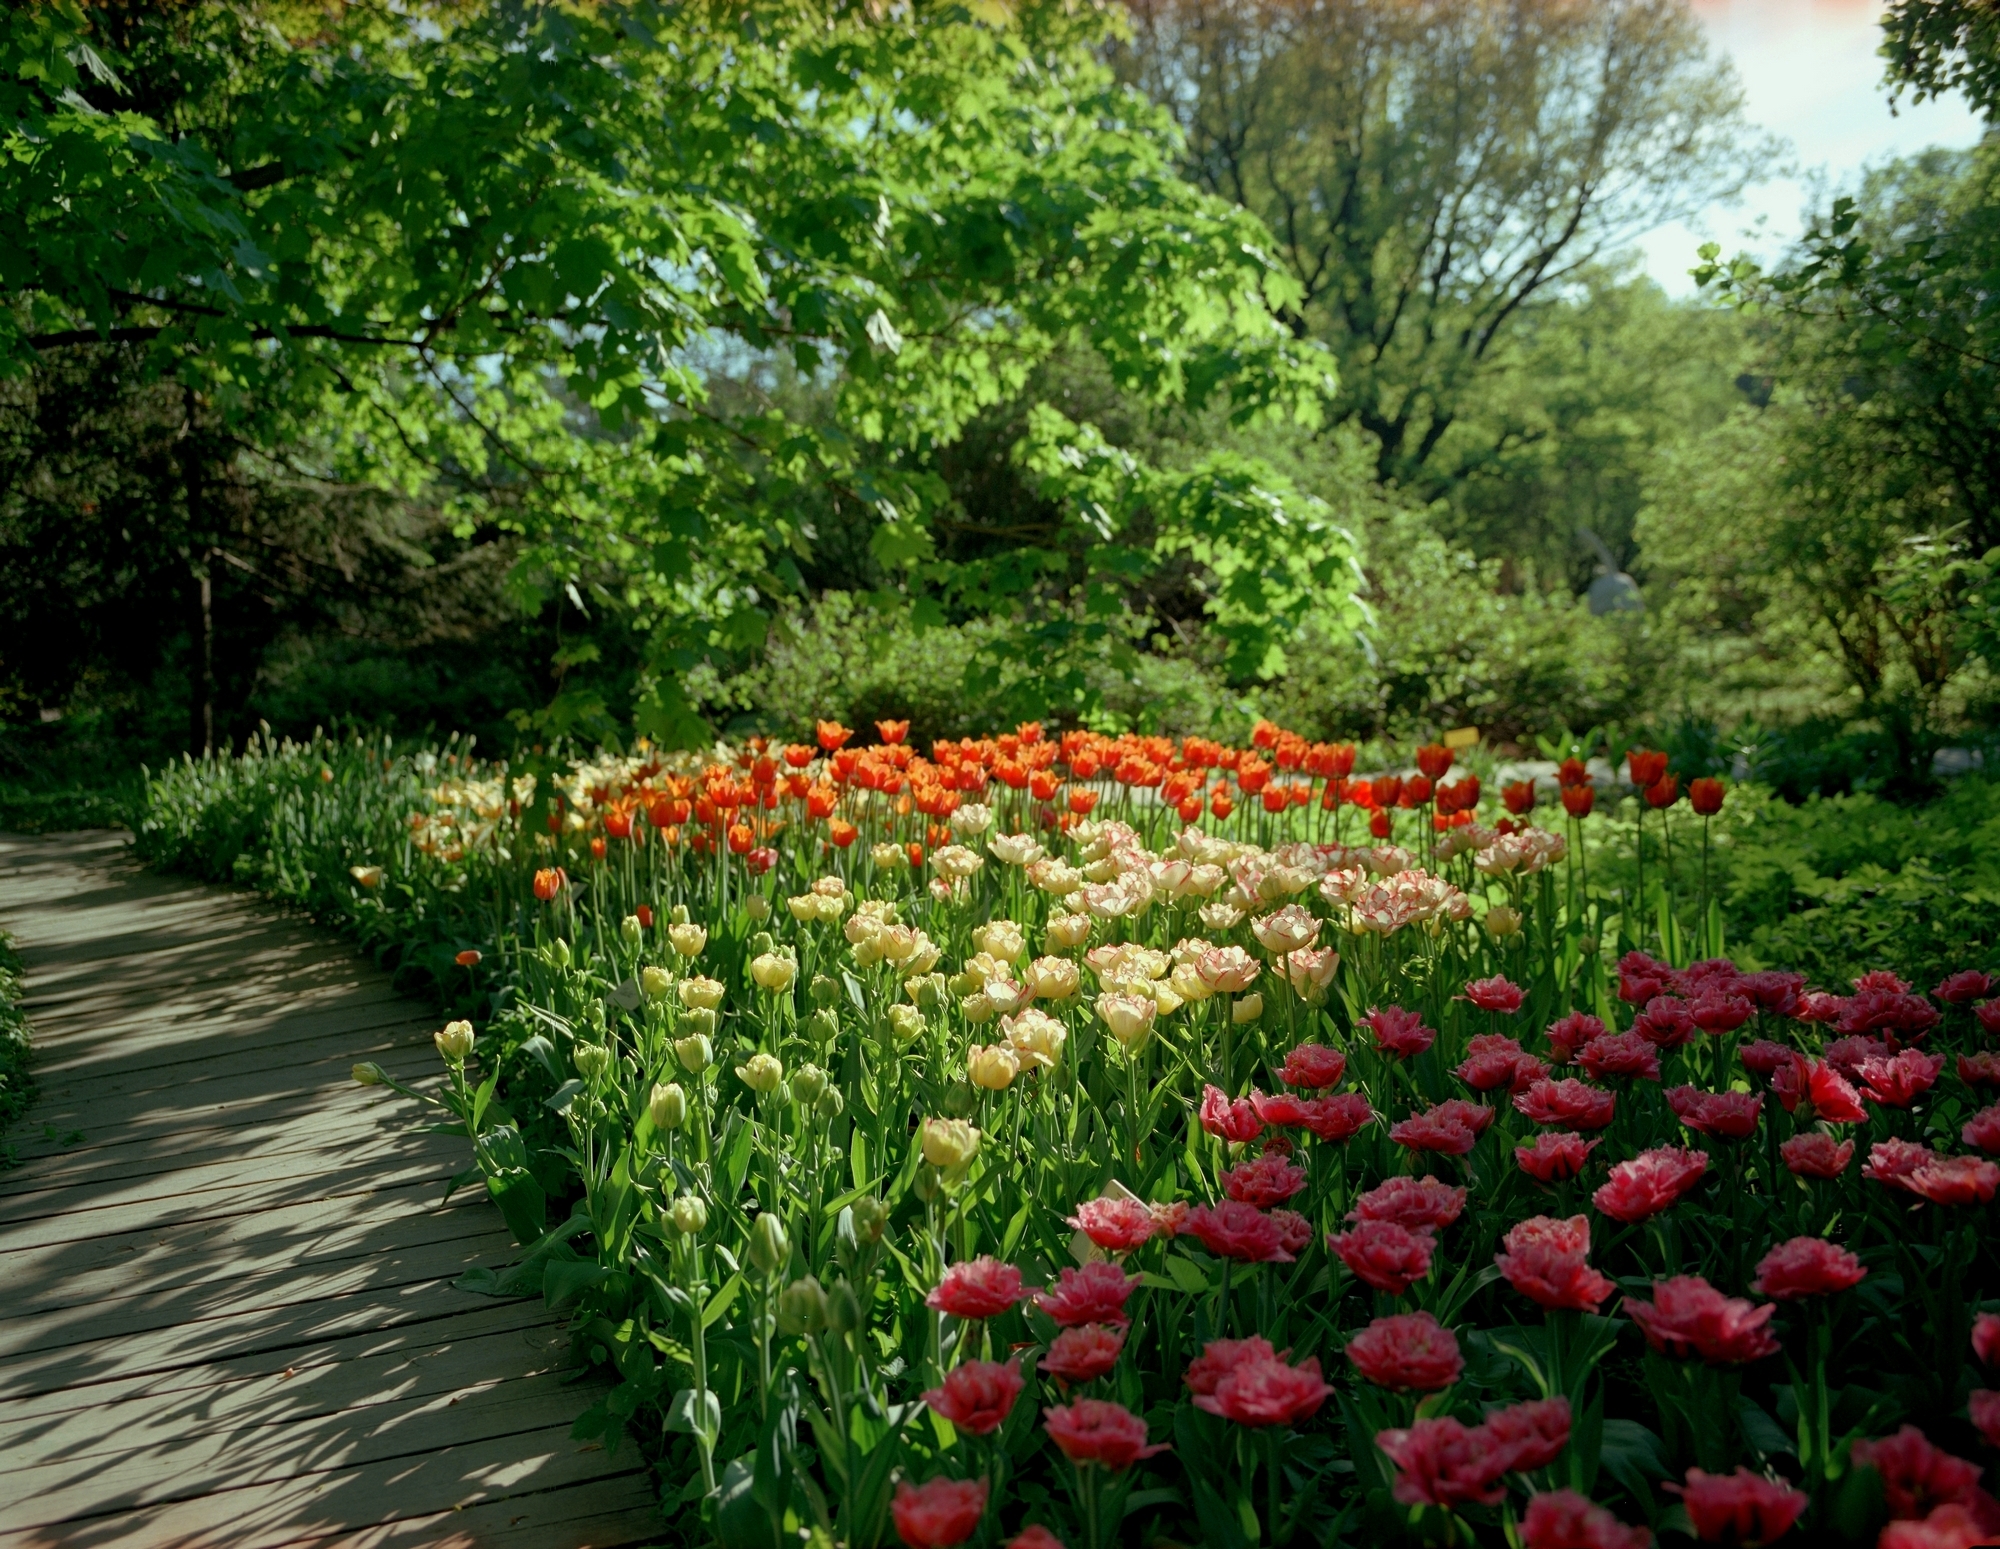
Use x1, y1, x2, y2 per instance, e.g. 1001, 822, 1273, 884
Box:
888, 1004, 926, 1042
913, 1165, 944, 1202
434, 1019, 475, 1064
920, 1116, 980, 1168
352, 1061, 387, 1087
670, 904, 692, 926
744, 895, 772, 923
681, 1008, 719, 1042
1232, 992, 1265, 1025
967, 1043, 1019, 1091
809, 973, 841, 1009
675, 1032, 714, 1073
852, 1197, 890, 1243
815, 1085, 845, 1120
640, 965, 673, 999
668, 922, 707, 958
941, 1078, 977, 1119
648, 1081, 687, 1131
750, 952, 799, 994
748, 1211, 789, 1274
789, 1063, 829, 1106
907, 973, 946, 1013
1484, 905, 1523, 940
574, 1043, 611, 1081
777, 1275, 829, 1335
620, 914, 644, 950
805, 1008, 839, 1044
548, 938, 572, 970
737, 1052, 785, 1094
679, 976, 724, 1010
1578, 935, 1599, 957
827, 1277, 864, 1334
670, 1192, 708, 1235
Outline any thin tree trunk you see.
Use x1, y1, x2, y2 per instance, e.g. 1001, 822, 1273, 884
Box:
180, 387, 215, 757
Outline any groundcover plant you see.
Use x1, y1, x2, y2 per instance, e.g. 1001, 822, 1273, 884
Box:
139, 724, 2000, 1549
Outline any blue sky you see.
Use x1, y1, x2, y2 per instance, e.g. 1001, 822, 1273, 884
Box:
1633, 0, 1987, 293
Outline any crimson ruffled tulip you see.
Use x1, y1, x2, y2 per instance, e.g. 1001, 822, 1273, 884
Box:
1751, 1236, 1866, 1301
1633, 995, 1697, 1049
1979, 999, 2000, 1035
1626, 1275, 1779, 1364
1278, 1042, 1346, 1088
1041, 1324, 1125, 1383
1516, 1078, 1617, 1131
1906, 1155, 2000, 1205
1516, 1131, 1603, 1183
1184, 1335, 1277, 1395
1366, 1004, 1436, 1058
1390, 1104, 1482, 1156
1959, 1052, 2000, 1088
1974, 1392, 2000, 1451
1198, 1084, 1263, 1142
1067, 1197, 1157, 1253
1221, 1151, 1308, 1208
1973, 1312, 2000, 1367
1807, 1060, 1869, 1124
1545, 1011, 1607, 1063
1933, 970, 1993, 1005
1006, 1528, 1067, 1549
1180, 1201, 1294, 1263
1857, 1049, 1945, 1107
922, 1359, 1023, 1435
1035, 1261, 1138, 1327
1043, 1399, 1164, 1470
1375, 1416, 1513, 1508
1578, 1031, 1661, 1083
1520, 1489, 1652, 1549
927, 1258, 1030, 1319
1495, 1215, 1616, 1313
1486, 1396, 1573, 1471
1780, 1131, 1855, 1179
1296, 1092, 1375, 1142
1667, 1085, 1764, 1140
1593, 1147, 1708, 1223
1458, 1033, 1529, 1091
1348, 1174, 1466, 1232
1464, 974, 1525, 1014
1740, 1039, 1796, 1077
891, 1477, 988, 1549
1851, 1426, 1986, 1520
1329, 1218, 1436, 1293
1878, 1504, 1994, 1549
1667, 1467, 1807, 1546
1192, 1350, 1331, 1428
1975, 1106, 2000, 1157
1344, 1311, 1463, 1393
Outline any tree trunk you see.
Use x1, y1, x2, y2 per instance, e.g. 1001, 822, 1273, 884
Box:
180, 388, 215, 757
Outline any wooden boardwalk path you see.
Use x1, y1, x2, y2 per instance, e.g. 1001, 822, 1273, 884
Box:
0, 832, 664, 1548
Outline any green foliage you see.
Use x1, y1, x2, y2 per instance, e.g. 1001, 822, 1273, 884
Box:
0, 931, 32, 1154
4, 0, 1354, 744
1710, 777, 2000, 990
1120, 0, 1768, 517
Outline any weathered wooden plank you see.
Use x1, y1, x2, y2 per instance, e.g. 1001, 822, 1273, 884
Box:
0, 1187, 504, 1319
0, 833, 656, 1548
0, 1259, 533, 1401
0, 1369, 614, 1531
0, 1317, 570, 1466
0, 1298, 555, 1425
0, 1229, 513, 1361
0, 1421, 652, 1549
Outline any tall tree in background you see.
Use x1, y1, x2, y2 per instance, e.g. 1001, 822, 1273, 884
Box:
2, 0, 1358, 744
1115, 0, 1768, 513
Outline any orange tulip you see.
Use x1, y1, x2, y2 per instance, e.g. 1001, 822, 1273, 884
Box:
532, 867, 567, 901
1689, 777, 1726, 816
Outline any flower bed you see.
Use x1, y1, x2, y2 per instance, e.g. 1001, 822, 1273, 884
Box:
137, 723, 2000, 1549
